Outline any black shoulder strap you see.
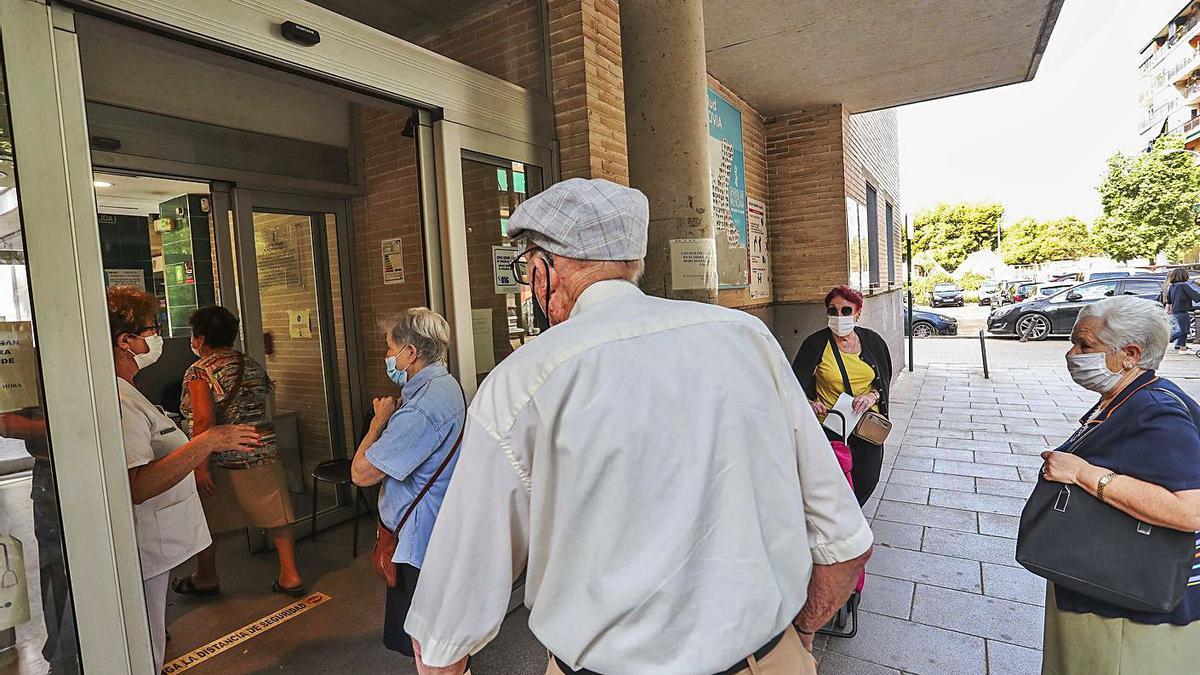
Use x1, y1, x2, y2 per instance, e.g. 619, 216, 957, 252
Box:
827, 332, 854, 396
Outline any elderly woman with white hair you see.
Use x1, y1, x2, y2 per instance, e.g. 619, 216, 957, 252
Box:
1037, 296, 1200, 674
351, 308, 465, 661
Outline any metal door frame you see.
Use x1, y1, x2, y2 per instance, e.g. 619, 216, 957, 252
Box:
230, 190, 362, 484
433, 120, 555, 398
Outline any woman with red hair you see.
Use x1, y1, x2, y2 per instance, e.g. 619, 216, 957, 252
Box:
791, 285, 893, 504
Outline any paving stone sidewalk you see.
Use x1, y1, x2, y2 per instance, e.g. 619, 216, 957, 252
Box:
811, 355, 1101, 675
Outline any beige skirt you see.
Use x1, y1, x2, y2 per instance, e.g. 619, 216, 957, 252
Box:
200, 462, 295, 533
1042, 583, 1200, 675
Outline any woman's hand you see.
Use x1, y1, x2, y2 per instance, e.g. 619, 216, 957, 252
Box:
197, 425, 262, 455
1039, 450, 1090, 485
809, 400, 828, 417
372, 397, 398, 429
851, 391, 879, 414
194, 465, 215, 497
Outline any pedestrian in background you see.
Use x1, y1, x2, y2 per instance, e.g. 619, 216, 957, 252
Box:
351, 308, 465, 662
791, 285, 893, 504
405, 178, 872, 675
175, 306, 303, 599
1164, 268, 1199, 354
1038, 296, 1200, 674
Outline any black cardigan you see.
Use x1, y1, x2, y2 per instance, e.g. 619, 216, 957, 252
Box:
791, 326, 893, 416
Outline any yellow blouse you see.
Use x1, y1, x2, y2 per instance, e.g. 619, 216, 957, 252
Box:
815, 342, 879, 414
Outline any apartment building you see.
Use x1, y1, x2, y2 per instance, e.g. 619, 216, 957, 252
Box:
1139, 1, 1200, 149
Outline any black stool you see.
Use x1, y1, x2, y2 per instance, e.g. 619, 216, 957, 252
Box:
310, 459, 373, 556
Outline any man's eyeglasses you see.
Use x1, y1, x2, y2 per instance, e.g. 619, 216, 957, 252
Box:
510, 248, 554, 286
826, 306, 854, 317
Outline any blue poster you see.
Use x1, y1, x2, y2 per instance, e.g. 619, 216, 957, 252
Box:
707, 87, 749, 288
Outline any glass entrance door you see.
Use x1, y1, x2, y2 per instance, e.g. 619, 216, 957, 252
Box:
231, 191, 359, 529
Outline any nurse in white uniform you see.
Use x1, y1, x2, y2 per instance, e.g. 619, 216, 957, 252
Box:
107, 287, 261, 671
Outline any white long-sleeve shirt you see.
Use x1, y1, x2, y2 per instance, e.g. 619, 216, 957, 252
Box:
406, 280, 872, 673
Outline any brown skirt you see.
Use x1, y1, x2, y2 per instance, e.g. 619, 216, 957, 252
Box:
200, 462, 295, 533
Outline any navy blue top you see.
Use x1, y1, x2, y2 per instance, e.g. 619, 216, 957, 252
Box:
1052, 371, 1200, 625
1166, 281, 1200, 314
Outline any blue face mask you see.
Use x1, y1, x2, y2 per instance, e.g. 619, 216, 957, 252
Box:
385, 355, 407, 388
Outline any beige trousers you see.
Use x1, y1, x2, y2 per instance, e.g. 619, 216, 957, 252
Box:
544, 626, 816, 675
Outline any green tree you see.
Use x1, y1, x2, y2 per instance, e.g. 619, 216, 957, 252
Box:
1092, 134, 1200, 262
912, 202, 1004, 271
1001, 215, 1094, 265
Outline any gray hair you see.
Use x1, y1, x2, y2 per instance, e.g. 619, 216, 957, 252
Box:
380, 308, 450, 364
1076, 296, 1170, 370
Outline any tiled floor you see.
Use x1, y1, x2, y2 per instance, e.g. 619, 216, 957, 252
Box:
811, 337, 1199, 674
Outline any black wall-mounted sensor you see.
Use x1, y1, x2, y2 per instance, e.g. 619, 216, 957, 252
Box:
281, 21, 321, 46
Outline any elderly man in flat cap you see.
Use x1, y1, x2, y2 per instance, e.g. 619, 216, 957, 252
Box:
406, 178, 872, 675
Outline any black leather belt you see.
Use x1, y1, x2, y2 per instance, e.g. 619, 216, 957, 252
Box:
551, 629, 787, 675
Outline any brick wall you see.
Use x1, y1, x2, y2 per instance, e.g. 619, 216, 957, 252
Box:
844, 108, 902, 289
349, 106, 428, 406
548, 0, 629, 184
765, 105, 849, 304
416, 0, 547, 94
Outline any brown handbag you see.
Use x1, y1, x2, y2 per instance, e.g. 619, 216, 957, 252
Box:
827, 333, 892, 446
372, 387, 467, 587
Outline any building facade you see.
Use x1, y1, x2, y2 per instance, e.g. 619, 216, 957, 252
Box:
0, 0, 1060, 671
1139, 1, 1200, 149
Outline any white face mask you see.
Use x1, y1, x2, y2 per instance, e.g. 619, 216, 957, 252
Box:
1066, 350, 1122, 393
129, 334, 164, 370
829, 315, 856, 337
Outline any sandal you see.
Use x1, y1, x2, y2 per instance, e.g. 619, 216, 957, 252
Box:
171, 575, 220, 597
271, 580, 307, 598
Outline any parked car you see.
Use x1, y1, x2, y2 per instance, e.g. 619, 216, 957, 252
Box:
1087, 270, 1131, 281
1001, 279, 1034, 304
931, 283, 964, 307
986, 277, 1166, 340
978, 280, 1002, 306
1010, 280, 1040, 303
903, 306, 958, 338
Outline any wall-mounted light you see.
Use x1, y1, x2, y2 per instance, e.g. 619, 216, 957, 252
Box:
94, 180, 113, 188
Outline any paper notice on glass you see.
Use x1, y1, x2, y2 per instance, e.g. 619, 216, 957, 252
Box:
471, 308, 495, 374
492, 246, 520, 294
0, 322, 38, 413
670, 238, 717, 291
381, 238, 405, 285
288, 309, 312, 339
821, 393, 863, 439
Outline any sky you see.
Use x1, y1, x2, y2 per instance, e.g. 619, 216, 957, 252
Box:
897, 0, 1184, 226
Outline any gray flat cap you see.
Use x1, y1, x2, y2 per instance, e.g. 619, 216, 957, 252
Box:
508, 178, 648, 260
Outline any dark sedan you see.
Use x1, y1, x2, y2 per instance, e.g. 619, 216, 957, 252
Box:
986, 277, 1165, 340
931, 283, 964, 307
904, 306, 958, 338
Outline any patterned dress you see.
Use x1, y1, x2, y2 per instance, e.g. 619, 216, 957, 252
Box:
180, 348, 279, 468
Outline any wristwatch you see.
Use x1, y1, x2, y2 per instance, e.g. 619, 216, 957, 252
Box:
1097, 472, 1116, 503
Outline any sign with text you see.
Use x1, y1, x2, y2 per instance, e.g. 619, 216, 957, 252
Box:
0, 322, 38, 413
707, 87, 749, 289
103, 268, 146, 290
670, 238, 718, 291
381, 238, 405, 285
492, 246, 520, 294
747, 197, 770, 300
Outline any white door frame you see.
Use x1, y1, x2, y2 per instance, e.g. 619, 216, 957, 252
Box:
0, 1, 153, 671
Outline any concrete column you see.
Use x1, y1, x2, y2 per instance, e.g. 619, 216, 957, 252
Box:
620, 0, 716, 302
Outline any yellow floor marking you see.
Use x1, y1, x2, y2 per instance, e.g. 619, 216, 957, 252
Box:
161, 592, 332, 674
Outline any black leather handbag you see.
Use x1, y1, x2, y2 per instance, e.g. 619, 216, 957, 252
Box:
1016, 389, 1198, 614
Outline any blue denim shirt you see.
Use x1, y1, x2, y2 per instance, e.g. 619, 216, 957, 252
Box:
366, 363, 465, 567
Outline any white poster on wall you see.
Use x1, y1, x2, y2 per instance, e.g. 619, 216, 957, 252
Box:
670, 238, 718, 291
747, 197, 770, 300
381, 238, 405, 285
104, 269, 145, 290
492, 246, 520, 294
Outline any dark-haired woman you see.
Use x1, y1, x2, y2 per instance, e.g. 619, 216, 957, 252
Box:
174, 306, 304, 598
792, 285, 893, 505
1165, 268, 1200, 354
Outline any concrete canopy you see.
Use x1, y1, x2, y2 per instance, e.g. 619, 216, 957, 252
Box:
703, 0, 1064, 115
